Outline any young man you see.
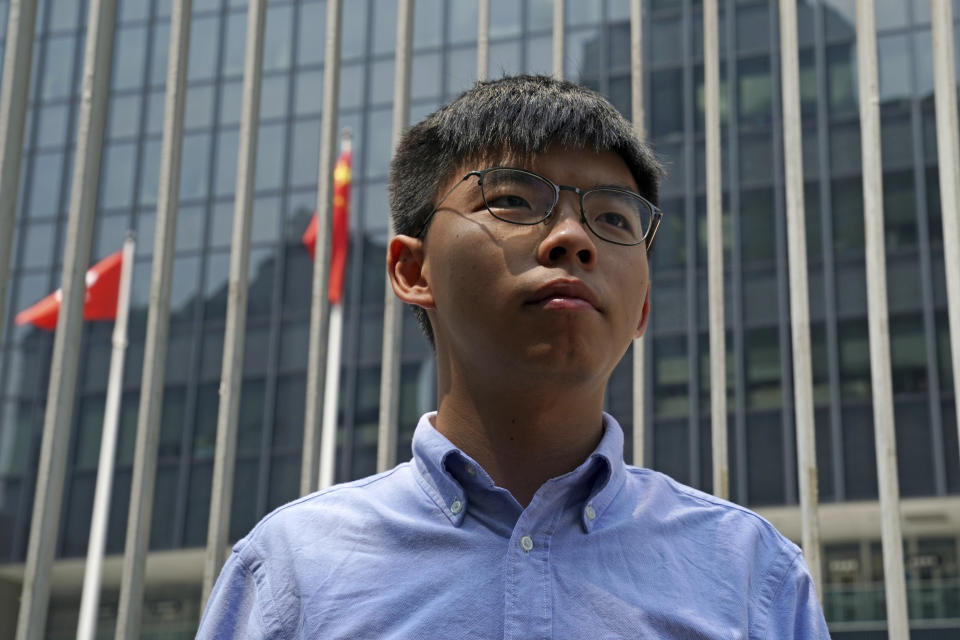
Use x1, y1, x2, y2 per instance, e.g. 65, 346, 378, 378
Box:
197, 75, 829, 638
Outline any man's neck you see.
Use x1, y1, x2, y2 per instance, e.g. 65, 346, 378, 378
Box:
433, 377, 607, 508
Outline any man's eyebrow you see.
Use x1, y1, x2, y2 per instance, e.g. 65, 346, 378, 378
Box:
591, 183, 640, 192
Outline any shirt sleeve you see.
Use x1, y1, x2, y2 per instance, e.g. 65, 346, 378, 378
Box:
759, 551, 832, 639
195, 550, 274, 640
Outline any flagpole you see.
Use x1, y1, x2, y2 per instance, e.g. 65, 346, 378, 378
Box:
114, 0, 192, 635
779, 0, 822, 598
201, 0, 267, 608
319, 132, 352, 490
553, 0, 564, 80
75, 234, 134, 640
629, 0, 645, 467
0, 0, 40, 346
855, 2, 909, 637
320, 303, 343, 488
477, 0, 489, 81
16, 1, 118, 638
302, 0, 342, 495
376, 0, 412, 474
704, 0, 728, 500
931, 0, 960, 462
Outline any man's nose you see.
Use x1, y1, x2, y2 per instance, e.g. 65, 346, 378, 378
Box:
536, 195, 598, 268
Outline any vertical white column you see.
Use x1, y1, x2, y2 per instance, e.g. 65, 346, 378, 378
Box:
553, 0, 564, 80
15, 1, 118, 639
302, 0, 343, 496
0, 0, 40, 345
201, 0, 267, 608
630, 0, 646, 466
854, 2, 909, 637
778, 0, 822, 598
704, 0, 728, 500
377, 0, 413, 473
477, 0, 489, 81
931, 0, 960, 455
114, 0, 192, 635
77, 236, 135, 640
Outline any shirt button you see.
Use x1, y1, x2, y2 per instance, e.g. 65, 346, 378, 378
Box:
466, 465, 476, 477
450, 499, 463, 515
585, 505, 596, 520
519, 535, 534, 552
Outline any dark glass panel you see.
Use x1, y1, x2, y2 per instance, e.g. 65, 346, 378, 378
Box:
653, 418, 688, 484
654, 335, 687, 418
62, 474, 94, 556
740, 187, 775, 264
745, 327, 781, 410
746, 410, 785, 506
75, 395, 105, 470
842, 406, 879, 500
273, 373, 305, 450
831, 176, 864, 256
229, 457, 259, 540
882, 170, 917, 251
149, 464, 178, 550
237, 380, 265, 456
737, 56, 772, 126
838, 318, 871, 402
650, 68, 682, 137
193, 382, 218, 459
826, 43, 857, 116
184, 462, 212, 547
267, 452, 300, 509
894, 400, 934, 497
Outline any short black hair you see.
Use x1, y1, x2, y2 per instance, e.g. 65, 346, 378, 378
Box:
388, 74, 663, 344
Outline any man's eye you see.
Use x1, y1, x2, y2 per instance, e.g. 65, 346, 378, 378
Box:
487, 194, 532, 209
594, 211, 634, 232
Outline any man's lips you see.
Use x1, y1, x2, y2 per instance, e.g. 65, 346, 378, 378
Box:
526, 279, 602, 312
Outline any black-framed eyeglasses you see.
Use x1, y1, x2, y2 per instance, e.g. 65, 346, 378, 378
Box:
418, 167, 663, 249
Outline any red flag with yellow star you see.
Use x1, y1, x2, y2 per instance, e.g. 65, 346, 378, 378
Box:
302, 140, 352, 304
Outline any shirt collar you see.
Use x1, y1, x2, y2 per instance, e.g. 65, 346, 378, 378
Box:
410, 412, 628, 533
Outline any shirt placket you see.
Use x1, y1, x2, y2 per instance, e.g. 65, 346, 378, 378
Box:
502, 494, 565, 640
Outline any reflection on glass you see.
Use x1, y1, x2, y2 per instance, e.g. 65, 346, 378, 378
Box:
113, 26, 147, 91
264, 5, 294, 71
222, 11, 247, 77
297, 2, 326, 65
654, 336, 687, 418
745, 328, 781, 410
188, 16, 219, 82
839, 319, 871, 401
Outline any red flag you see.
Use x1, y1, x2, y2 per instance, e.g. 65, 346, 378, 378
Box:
14, 250, 124, 331
302, 144, 352, 305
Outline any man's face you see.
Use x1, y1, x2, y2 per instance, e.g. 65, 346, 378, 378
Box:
414, 145, 651, 390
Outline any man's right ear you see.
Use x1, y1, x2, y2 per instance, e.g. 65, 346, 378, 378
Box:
387, 235, 435, 309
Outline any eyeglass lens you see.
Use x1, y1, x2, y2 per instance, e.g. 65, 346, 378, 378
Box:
480, 168, 651, 245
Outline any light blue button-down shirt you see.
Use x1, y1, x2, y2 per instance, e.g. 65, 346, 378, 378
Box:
197, 413, 829, 639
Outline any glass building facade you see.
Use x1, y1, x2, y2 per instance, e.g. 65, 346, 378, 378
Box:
0, 0, 958, 636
